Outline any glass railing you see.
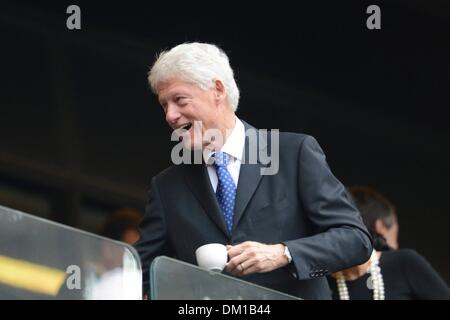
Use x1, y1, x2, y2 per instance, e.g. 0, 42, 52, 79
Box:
150, 256, 301, 300
0, 205, 142, 299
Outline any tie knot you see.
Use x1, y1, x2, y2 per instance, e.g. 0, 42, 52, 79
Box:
213, 152, 229, 167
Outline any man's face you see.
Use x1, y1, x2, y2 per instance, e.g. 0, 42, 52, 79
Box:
157, 78, 221, 149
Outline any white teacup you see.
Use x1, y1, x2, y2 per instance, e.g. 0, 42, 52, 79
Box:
195, 243, 228, 272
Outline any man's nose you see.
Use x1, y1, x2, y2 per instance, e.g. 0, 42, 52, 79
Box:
165, 104, 181, 125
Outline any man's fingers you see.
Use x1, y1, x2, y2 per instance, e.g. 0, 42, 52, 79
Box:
227, 241, 256, 257
226, 243, 284, 276
225, 252, 250, 273
241, 263, 259, 276
227, 244, 245, 258
225, 242, 268, 275
225, 257, 244, 273
237, 258, 259, 276
226, 253, 262, 276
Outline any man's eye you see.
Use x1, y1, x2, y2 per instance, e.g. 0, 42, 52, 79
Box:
175, 97, 187, 104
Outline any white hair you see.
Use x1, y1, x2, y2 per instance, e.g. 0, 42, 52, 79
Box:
148, 42, 240, 111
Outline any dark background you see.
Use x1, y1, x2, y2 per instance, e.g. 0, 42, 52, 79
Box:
0, 1, 449, 283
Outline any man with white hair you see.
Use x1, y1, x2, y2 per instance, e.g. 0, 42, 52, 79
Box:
135, 42, 373, 299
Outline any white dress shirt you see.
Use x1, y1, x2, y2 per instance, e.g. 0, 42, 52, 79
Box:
203, 117, 293, 265
203, 117, 245, 192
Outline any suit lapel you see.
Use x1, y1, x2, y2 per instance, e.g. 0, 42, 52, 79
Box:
232, 122, 269, 232
182, 162, 230, 237
233, 161, 263, 230
180, 121, 270, 237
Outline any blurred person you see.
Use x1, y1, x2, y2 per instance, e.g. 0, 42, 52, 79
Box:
87, 207, 144, 299
350, 186, 399, 251
101, 207, 143, 245
328, 186, 450, 300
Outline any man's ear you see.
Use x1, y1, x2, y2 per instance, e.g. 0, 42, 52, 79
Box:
214, 79, 226, 104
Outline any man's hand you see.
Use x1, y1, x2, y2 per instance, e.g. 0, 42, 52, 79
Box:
225, 241, 289, 276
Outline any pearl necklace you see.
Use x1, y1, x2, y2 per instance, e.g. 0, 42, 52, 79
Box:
335, 251, 385, 300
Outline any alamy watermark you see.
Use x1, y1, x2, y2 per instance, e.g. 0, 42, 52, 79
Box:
169, 121, 279, 176
66, 5, 81, 30
66, 265, 81, 290
366, 5, 381, 30
65, 5, 381, 31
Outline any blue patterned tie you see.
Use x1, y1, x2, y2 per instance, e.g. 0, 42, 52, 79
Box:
213, 152, 237, 234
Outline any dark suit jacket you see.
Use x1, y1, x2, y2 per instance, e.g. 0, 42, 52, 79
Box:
135, 121, 373, 300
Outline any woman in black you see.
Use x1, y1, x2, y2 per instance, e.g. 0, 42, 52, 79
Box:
328, 248, 450, 299
328, 186, 450, 300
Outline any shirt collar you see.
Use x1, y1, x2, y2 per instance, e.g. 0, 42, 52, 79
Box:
204, 117, 245, 165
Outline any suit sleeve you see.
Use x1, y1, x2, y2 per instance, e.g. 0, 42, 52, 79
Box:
284, 135, 373, 280
133, 176, 172, 295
